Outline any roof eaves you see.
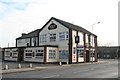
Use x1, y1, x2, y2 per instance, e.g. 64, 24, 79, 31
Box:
52, 17, 97, 36
16, 29, 41, 40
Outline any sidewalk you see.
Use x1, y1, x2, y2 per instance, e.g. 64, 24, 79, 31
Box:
1, 60, 107, 74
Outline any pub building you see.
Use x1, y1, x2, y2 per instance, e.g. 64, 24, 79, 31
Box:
3, 17, 98, 64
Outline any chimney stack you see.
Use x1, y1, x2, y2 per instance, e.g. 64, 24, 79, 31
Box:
22, 33, 26, 36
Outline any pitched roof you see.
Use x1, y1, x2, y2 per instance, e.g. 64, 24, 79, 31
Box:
16, 29, 41, 39
16, 17, 97, 40
52, 17, 96, 36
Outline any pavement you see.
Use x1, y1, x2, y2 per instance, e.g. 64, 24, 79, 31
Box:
1, 60, 108, 74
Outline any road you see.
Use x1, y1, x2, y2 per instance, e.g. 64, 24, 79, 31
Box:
2, 60, 118, 78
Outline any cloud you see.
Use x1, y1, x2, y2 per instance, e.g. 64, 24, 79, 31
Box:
0, 0, 118, 47
0, 0, 49, 19
0, 1, 30, 10
0, 0, 30, 19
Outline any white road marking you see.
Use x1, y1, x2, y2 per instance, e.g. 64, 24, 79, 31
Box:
42, 75, 60, 78
73, 68, 95, 73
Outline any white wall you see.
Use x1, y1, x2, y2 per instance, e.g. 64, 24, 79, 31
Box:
39, 19, 69, 62
4, 48, 18, 61
24, 47, 44, 62
78, 32, 84, 46
39, 19, 69, 48
78, 32, 84, 62
72, 30, 77, 62
46, 47, 58, 62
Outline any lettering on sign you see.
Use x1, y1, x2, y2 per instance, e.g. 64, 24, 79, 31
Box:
48, 23, 57, 30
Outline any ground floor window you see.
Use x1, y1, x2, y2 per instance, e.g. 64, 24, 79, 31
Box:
59, 50, 68, 59
5, 51, 10, 58
26, 53, 32, 58
25, 49, 44, 59
25, 50, 33, 58
78, 50, 84, 57
12, 51, 18, 58
90, 50, 95, 57
106, 54, 110, 58
49, 50, 56, 59
35, 49, 44, 59
5, 50, 18, 58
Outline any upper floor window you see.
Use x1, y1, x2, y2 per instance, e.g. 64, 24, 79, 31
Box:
59, 32, 69, 41
32, 37, 37, 46
49, 33, 56, 42
40, 34, 47, 42
66, 32, 69, 40
33, 37, 36, 43
18, 40, 22, 43
25, 39, 29, 43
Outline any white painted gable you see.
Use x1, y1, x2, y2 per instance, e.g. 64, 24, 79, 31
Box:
39, 18, 69, 49
39, 19, 68, 35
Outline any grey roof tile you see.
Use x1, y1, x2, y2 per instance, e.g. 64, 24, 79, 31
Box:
16, 29, 41, 39
16, 17, 97, 40
52, 17, 96, 36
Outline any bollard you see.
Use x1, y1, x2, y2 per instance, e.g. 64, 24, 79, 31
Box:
18, 64, 22, 69
67, 61, 69, 64
5, 65, 8, 70
29, 63, 33, 68
59, 62, 62, 65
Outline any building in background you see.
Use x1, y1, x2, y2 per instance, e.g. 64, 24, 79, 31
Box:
97, 46, 119, 59
3, 17, 98, 64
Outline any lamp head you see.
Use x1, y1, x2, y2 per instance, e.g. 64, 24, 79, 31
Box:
98, 22, 100, 24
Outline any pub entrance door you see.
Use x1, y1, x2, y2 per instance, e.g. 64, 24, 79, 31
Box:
86, 50, 90, 62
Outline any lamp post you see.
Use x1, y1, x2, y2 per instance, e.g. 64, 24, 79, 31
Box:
91, 22, 100, 63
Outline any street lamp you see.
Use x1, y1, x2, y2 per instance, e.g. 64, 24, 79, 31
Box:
92, 22, 100, 32
91, 22, 100, 63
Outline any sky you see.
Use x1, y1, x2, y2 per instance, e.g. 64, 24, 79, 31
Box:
0, 0, 119, 47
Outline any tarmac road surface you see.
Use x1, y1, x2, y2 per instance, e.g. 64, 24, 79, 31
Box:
2, 59, 118, 78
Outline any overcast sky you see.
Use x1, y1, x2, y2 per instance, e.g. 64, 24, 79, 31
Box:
0, 0, 119, 47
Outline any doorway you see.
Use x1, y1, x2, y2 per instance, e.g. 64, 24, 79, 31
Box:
18, 48, 24, 62
86, 50, 90, 62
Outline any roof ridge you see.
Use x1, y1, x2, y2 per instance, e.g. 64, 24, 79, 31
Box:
16, 28, 41, 39
52, 17, 96, 36
52, 17, 84, 28
27, 28, 41, 34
